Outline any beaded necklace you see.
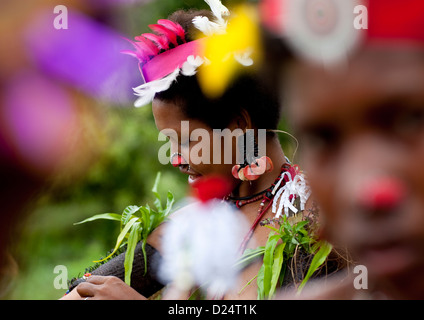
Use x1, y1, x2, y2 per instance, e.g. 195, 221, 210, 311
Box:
225, 163, 293, 254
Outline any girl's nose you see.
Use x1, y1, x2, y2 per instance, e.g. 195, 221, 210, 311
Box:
170, 152, 187, 167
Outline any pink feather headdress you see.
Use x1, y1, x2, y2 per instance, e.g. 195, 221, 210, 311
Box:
122, 19, 202, 107
123, 19, 188, 69
125, 0, 230, 107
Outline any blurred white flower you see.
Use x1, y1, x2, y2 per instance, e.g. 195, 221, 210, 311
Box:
159, 199, 247, 297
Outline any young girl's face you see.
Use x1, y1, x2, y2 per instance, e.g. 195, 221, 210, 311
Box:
288, 45, 424, 297
152, 98, 238, 188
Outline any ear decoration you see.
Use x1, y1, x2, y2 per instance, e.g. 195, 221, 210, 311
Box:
232, 156, 274, 181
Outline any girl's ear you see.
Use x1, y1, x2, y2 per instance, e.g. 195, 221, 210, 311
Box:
229, 109, 253, 131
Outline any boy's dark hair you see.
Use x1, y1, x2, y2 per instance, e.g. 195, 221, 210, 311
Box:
155, 9, 282, 130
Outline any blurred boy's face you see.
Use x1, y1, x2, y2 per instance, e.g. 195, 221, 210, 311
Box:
288, 45, 424, 298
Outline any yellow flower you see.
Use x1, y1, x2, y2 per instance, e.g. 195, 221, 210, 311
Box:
197, 4, 262, 99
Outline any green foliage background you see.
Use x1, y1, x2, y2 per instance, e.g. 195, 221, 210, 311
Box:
7, 106, 187, 299
5, 0, 294, 299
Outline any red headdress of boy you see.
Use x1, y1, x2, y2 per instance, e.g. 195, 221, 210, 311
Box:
259, 0, 424, 65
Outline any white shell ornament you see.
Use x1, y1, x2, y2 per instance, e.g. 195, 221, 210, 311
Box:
283, 0, 363, 66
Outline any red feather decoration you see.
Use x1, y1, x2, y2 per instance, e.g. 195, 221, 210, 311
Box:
141, 33, 170, 51
157, 19, 186, 43
148, 24, 179, 46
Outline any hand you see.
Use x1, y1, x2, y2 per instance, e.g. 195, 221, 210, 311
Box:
76, 275, 147, 300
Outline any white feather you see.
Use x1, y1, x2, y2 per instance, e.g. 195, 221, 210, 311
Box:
205, 0, 229, 23
193, 0, 229, 36
181, 55, 205, 76
133, 68, 180, 107
193, 16, 226, 36
234, 49, 254, 67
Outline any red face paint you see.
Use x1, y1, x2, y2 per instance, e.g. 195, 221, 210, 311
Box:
171, 154, 183, 167
359, 177, 406, 211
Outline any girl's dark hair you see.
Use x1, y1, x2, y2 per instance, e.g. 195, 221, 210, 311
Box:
155, 9, 282, 130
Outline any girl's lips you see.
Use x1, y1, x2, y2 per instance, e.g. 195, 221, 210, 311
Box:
178, 164, 195, 175
188, 174, 202, 186
178, 165, 202, 185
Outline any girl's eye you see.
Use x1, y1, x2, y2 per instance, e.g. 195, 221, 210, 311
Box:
392, 107, 424, 138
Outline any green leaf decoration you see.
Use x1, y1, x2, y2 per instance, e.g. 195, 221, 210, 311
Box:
236, 247, 265, 269
254, 214, 333, 299
164, 191, 175, 216
74, 213, 121, 225
257, 264, 265, 300
124, 222, 141, 285
297, 241, 333, 293
269, 243, 286, 298
74, 172, 174, 283
262, 233, 281, 298
151, 172, 163, 212
94, 217, 139, 263
121, 206, 141, 226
